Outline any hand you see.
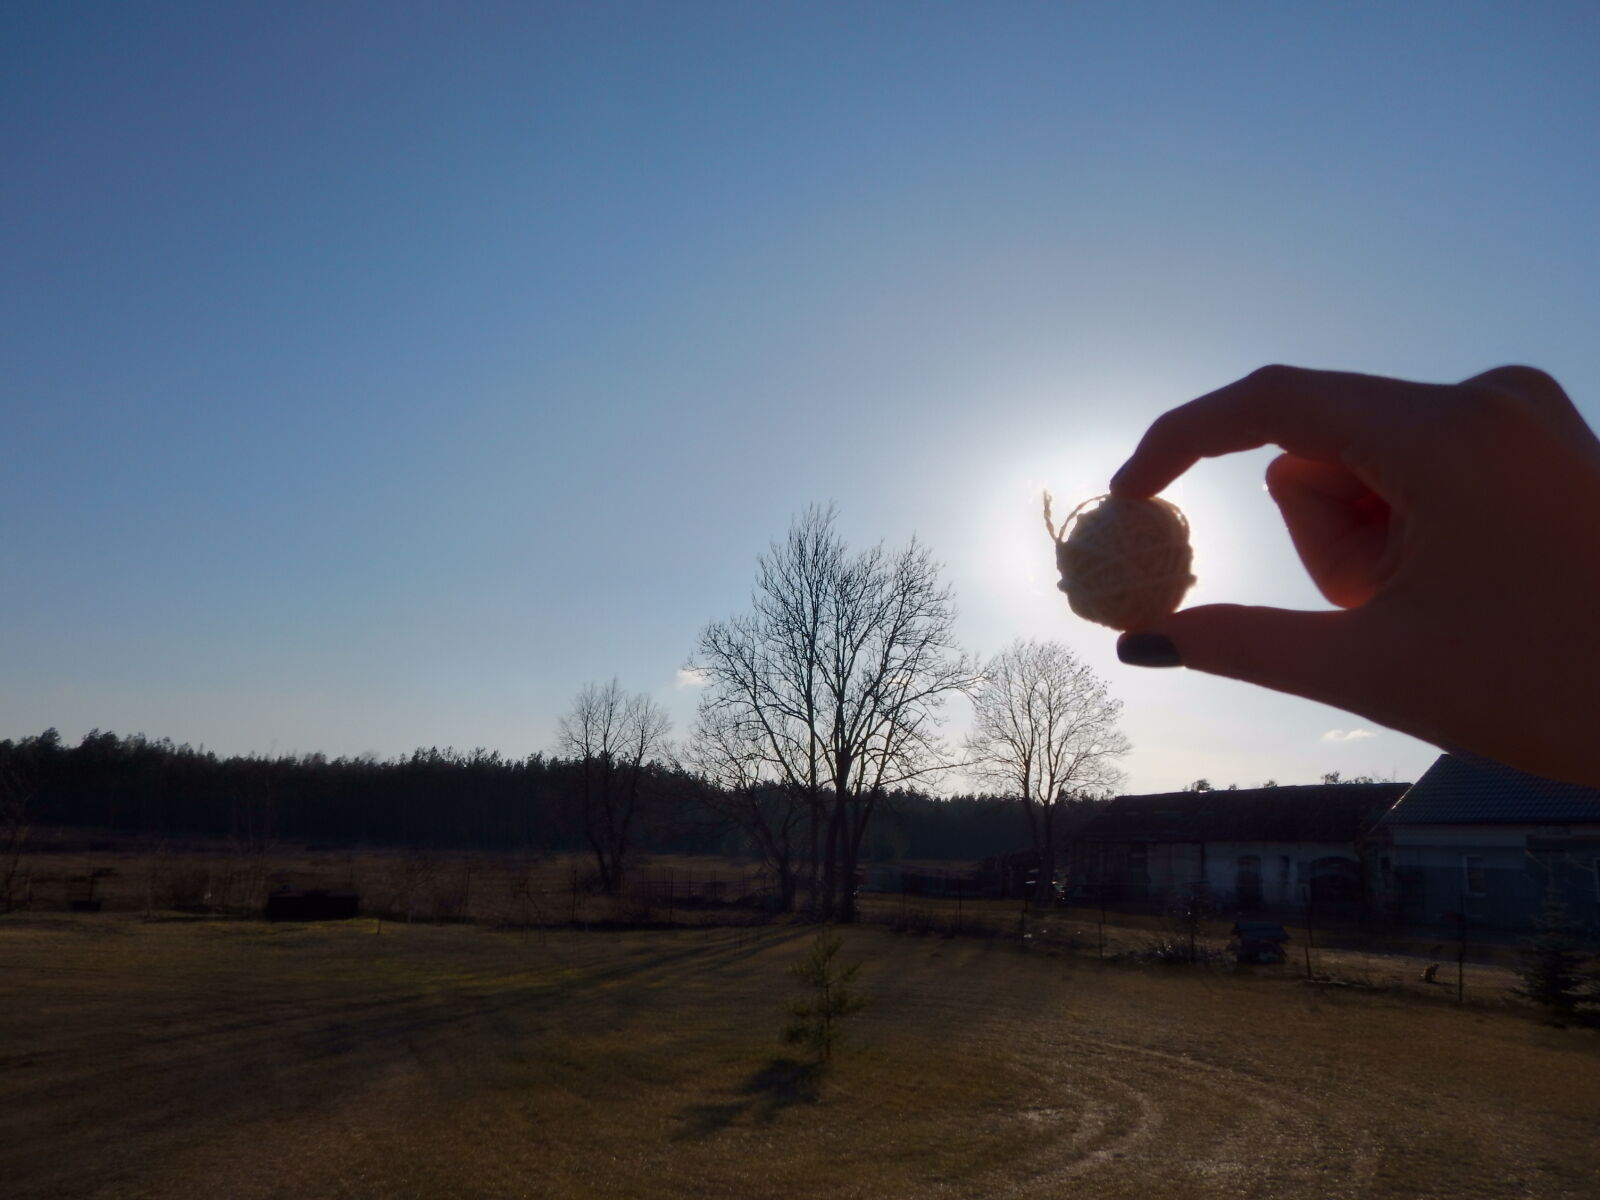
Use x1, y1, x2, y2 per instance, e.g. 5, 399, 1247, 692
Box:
1110, 364, 1600, 788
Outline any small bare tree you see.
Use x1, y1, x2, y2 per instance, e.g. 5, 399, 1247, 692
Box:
966, 639, 1129, 908
558, 679, 671, 895
0, 759, 34, 913
372, 851, 440, 925
229, 774, 277, 912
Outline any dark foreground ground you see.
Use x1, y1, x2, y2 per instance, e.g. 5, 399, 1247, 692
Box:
3, 914, 1598, 1199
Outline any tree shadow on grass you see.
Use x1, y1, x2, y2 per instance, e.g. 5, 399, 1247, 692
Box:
676, 1056, 822, 1139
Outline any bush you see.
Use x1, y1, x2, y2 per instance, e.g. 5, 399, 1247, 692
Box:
1144, 884, 1220, 965
1139, 933, 1223, 966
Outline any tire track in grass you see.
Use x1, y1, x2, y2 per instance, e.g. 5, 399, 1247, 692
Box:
951, 1029, 1379, 1198
859, 945, 1380, 1199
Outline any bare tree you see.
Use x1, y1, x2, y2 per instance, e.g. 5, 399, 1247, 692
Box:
694, 505, 974, 922
229, 773, 277, 913
0, 758, 33, 913
966, 639, 1130, 908
688, 702, 807, 911
557, 679, 671, 894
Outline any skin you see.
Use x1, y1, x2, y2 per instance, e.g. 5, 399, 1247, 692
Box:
1110, 364, 1600, 789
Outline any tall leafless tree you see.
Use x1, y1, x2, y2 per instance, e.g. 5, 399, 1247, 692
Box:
557, 679, 671, 894
966, 639, 1130, 908
694, 505, 974, 922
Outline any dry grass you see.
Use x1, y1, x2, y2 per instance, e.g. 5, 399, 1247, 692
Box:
856, 892, 1533, 1003
4, 914, 1600, 1198
11, 844, 769, 928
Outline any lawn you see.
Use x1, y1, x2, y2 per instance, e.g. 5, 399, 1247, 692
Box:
2, 914, 1598, 1199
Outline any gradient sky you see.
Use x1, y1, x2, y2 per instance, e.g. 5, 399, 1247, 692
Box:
5, 1, 1598, 793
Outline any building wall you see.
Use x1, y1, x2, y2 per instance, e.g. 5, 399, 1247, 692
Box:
1075, 839, 1364, 914
1384, 823, 1600, 932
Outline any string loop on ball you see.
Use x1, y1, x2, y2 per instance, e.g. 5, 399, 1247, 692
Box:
1043, 492, 1195, 631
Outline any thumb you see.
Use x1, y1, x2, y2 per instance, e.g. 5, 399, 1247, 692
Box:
1118, 604, 1377, 709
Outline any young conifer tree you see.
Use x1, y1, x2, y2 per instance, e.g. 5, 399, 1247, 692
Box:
783, 928, 868, 1064
1514, 883, 1594, 1020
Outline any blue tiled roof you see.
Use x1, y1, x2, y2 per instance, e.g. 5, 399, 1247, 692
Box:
1379, 753, 1600, 826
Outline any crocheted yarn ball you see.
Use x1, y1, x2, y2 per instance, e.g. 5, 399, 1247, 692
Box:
1044, 493, 1195, 631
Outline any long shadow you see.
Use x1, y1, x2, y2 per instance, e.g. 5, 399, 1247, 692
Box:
676, 1056, 821, 1139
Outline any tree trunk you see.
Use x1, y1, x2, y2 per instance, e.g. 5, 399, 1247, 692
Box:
805, 789, 823, 918
820, 792, 845, 921
1034, 807, 1057, 910
584, 826, 613, 894
837, 827, 859, 923
1035, 842, 1057, 911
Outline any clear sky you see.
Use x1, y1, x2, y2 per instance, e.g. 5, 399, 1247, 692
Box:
5, 1, 1598, 793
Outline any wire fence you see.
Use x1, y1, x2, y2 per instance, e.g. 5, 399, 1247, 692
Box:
850, 879, 1600, 1010
10, 845, 1598, 1010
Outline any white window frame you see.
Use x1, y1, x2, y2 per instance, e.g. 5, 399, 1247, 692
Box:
1462, 855, 1487, 898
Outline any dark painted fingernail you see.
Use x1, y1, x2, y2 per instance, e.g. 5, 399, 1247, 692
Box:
1108, 461, 1131, 492
1118, 633, 1181, 668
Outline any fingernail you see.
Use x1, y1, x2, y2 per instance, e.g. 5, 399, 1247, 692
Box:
1108, 462, 1131, 492
1118, 633, 1181, 668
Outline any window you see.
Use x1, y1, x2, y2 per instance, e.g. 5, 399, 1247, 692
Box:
1462, 855, 1487, 898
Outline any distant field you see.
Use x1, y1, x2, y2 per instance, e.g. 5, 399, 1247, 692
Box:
3, 915, 1598, 1199
10, 843, 771, 927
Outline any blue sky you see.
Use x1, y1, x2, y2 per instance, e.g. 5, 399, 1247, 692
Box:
5, 1, 1598, 792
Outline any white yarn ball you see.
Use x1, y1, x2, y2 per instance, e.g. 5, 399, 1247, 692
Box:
1044, 493, 1195, 631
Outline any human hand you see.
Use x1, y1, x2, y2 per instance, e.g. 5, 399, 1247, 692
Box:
1110, 364, 1600, 788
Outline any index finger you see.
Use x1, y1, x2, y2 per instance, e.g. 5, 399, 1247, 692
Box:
1109, 364, 1444, 498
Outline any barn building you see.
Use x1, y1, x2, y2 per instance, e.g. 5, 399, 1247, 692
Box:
1067, 782, 1407, 917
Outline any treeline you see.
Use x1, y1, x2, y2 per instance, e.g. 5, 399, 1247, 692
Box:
0, 728, 1026, 864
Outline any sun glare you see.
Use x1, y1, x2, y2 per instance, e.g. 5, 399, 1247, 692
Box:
971, 425, 1284, 629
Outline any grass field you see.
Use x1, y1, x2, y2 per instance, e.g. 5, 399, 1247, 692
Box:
3, 914, 1599, 1199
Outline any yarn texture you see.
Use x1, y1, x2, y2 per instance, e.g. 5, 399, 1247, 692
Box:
1044, 493, 1195, 631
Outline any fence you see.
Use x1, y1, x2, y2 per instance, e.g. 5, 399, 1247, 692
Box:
15, 843, 1598, 1007
852, 877, 1600, 1008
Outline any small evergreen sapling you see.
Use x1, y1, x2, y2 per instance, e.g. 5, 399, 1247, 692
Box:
1514, 884, 1594, 1021
783, 928, 867, 1064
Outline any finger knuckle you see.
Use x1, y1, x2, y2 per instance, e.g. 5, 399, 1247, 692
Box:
1247, 363, 1301, 391
1470, 364, 1565, 404
1145, 407, 1184, 445
1451, 382, 1530, 428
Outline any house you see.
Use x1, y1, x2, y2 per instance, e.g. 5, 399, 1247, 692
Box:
1374, 753, 1600, 933
1068, 782, 1408, 917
